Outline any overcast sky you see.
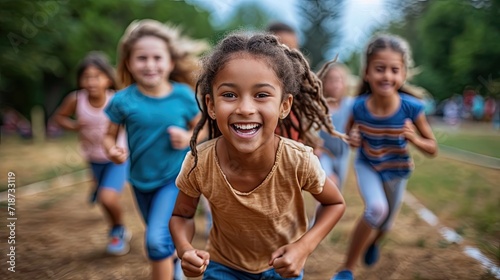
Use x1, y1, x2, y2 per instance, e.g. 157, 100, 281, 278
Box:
187, 0, 393, 59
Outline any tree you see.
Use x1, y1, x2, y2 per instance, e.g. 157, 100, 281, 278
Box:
0, 0, 216, 122
299, 0, 344, 70
383, 0, 500, 100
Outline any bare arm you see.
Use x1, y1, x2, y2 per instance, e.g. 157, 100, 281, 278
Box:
103, 122, 127, 164
270, 177, 345, 278
170, 192, 209, 277
345, 115, 361, 148
297, 178, 345, 254
53, 92, 78, 131
404, 113, 438, 156
169, 113, 207, 149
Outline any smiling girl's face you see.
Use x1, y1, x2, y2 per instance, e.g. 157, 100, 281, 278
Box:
207, 54, 292, 155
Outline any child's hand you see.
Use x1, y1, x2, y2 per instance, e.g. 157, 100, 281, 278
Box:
402, 119, 418, 142
347, 124, 361, 148
107, 146, 128, 164
168, 126, 191, 150
269, 243, 308, 279
75, 120, 87, 131
180, 249, 210, 278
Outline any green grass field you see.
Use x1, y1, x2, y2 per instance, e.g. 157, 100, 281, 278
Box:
410, 153, 500, 261
434, 130, 500, 158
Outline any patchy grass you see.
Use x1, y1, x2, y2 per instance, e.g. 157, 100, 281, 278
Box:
410, 154, 500, 261
0, 133, 87, 192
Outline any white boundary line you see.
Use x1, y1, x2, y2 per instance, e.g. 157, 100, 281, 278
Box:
0, 169, 91, 202
2, 170, 499, 278
404, 192, 500, 279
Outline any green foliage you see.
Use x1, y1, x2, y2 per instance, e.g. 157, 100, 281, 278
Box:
384, 0, 500, 100
0, 0, 215, 119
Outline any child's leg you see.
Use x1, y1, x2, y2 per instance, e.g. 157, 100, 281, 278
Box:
138, 181, 179, 280
98, 160, 129, 226
99, 189, 123, 225
342, 161, 388, 271
371, 178, 408, 244
89, 162, 106, 204
331, 151, 350, 191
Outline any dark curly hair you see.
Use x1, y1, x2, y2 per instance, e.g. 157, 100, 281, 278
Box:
190, 32, 345, 168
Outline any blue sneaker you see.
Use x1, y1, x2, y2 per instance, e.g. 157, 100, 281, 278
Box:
332, 270, 353, 280
364, 243, 379, 266
106, 225, 131, 256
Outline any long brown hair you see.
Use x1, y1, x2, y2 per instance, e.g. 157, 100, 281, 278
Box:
116, 19, 208, 89
357, 34, 423, 99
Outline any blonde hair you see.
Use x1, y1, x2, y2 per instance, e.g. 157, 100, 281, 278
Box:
116, 19, 209, 89
357, 33, 423, 99
316, 57, 351, 101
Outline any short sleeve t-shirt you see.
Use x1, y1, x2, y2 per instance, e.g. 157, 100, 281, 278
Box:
352, 92, 424, 181
105, 82, 199, 191
176, 137, 326, 273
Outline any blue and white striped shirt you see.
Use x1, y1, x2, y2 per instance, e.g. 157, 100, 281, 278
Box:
353, 92, 424, 181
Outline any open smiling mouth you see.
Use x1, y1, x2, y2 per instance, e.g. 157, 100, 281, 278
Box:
231, 123, 261, 136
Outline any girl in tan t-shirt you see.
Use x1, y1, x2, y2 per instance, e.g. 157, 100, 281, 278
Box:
170, 32, 346, 279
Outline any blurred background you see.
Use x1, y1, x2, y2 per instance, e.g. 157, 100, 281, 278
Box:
0, 0, 499, 279
1, 0, 499, 132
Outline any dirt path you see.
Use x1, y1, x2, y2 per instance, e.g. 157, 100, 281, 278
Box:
0, 171, 492, 280
0, 135, 494, 279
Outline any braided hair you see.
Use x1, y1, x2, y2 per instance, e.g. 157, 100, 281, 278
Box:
190, 32, 345, 169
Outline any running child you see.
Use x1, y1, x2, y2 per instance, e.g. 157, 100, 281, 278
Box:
332, 34, 437, 280
53, 51, 130, 256
316, 60, 354, 190
103, 19, 207, 280
170, 32, 346, 280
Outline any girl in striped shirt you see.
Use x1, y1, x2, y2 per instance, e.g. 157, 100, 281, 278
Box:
333, 34, 437, 280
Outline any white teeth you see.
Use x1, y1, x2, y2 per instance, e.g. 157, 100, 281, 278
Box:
234, 123, 259, 130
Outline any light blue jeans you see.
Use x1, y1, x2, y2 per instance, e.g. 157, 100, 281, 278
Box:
354, 160, 408, 231
203, 261, 303, 280
133, 181, 179, 260
319, 151, 350, 191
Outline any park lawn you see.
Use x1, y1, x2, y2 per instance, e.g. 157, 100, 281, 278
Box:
434, 130, 500, 158
0, 133, 87, 192
409, 153, 500, 261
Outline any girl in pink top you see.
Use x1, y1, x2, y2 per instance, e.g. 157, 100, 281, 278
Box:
53, 51, 130, 256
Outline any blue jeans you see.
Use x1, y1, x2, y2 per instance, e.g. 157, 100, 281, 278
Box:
354, 160, 408, 231
203, 261, 303, 280
90, 160, 128, 192
89, 160, 128, 203
319, 151, 350, 191
133, 181, 179, 260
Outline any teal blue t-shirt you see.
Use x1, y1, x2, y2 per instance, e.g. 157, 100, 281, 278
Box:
105, 82, 199, 191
